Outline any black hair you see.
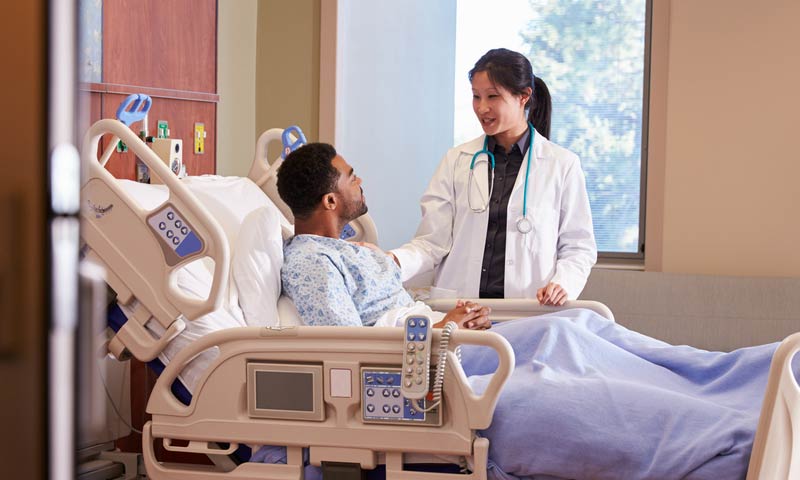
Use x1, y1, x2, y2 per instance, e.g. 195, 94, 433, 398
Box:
276, 142, 340, 219
468, 48, 552, 139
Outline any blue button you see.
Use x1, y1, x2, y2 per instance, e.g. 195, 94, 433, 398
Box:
175, 231, 203, 257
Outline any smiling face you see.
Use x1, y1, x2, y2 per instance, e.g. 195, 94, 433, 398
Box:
331, 155, 368, 221
471, 70, 530, 138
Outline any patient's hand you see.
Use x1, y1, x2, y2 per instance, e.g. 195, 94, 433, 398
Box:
537, 282, 568, 306
436, 300, 491, 330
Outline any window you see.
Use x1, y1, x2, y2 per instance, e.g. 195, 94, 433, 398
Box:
455, 0, 650, 258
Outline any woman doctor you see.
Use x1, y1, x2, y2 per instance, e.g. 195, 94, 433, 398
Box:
389, 48, 597, 306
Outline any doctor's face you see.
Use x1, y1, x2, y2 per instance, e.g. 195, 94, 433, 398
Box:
471, 71, 529, 138
331, 155, 368, 221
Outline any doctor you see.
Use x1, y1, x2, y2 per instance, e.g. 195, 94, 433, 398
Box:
390, 48, 597, 305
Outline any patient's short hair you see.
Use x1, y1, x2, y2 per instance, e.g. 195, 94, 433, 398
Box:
277, 142, 340, 219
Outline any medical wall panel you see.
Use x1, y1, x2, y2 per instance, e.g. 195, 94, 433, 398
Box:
99, 92, 216, 180
103, 0, 217, 94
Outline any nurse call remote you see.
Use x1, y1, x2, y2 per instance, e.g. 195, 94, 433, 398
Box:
401, 315, 432, 400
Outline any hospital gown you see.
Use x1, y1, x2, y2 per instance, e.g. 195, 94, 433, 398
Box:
282, 234, 417, 326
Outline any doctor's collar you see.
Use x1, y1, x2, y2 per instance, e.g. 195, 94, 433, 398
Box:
486, 128, 531, 156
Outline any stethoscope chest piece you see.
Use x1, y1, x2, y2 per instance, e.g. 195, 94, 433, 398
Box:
516, 216, 533, 234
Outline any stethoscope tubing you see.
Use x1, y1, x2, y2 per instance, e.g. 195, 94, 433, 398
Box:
467, 122, 535, 233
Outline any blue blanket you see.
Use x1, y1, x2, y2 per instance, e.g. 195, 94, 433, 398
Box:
462, 309, 776, 480
254, 309, 778, 479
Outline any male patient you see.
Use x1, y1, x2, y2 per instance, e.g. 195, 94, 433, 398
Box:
276, 142, 490, 329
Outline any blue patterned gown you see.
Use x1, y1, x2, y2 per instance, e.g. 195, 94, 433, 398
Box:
282, 235, 416, 326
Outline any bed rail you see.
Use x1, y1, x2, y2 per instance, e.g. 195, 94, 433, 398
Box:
426, 298, 615, 323
81, 119, 230, 361
143, 325, 514, 480
746, 332, 800, 479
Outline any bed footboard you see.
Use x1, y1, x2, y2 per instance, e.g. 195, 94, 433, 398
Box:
746, 332, 800, 479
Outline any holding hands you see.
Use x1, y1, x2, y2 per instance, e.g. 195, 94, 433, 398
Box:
437, 300, 492, 330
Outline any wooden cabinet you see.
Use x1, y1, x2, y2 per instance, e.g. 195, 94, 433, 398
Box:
81, 0, 218, 179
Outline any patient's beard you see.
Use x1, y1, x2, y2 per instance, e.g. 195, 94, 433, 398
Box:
345, 199, 368, 221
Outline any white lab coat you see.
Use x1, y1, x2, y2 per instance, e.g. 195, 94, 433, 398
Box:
391, 130, 597, 299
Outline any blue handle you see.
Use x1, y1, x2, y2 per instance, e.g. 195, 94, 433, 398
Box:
116, 94, 152, 127
281, 125, 308, 159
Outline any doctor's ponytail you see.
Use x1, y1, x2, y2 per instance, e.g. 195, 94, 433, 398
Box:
530, 76, 551, 140
469, 48, 552, 140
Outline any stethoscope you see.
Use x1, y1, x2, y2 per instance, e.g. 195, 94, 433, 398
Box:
467, 121, 535, 234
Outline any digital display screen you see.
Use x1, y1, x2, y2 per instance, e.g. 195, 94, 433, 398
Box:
255, 371, 314, 412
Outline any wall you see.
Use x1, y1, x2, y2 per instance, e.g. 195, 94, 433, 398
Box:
648, 0, 800, 277
217, 0, 258, 177
256, 0, 321, 156
335, 0, 458, 249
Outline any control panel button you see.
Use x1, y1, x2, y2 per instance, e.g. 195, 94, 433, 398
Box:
382, 389, 390, 398
366, 388, 374, 397
367, 404, 375, 412
392, 405, 401, 414
382, 405, 391, 414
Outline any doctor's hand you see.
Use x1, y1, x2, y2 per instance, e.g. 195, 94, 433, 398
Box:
537, 282, 568, 306
351, 241, 401, 267
436, 300, 492, 330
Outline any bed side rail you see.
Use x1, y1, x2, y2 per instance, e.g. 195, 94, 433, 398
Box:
81, 119, 230, 361
427, 298, 615, 322
746, 332, 800, 480
143, 326, 513, 479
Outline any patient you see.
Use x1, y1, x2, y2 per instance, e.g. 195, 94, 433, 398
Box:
276, 143, 780, 480
276, 142, 491, 330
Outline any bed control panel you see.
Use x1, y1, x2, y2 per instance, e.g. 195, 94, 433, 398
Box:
401, 316, 433, 399
147, 204, 204, 266
360, 368, 440, 426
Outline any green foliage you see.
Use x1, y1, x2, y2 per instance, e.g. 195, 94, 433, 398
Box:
522, 0, 647, 252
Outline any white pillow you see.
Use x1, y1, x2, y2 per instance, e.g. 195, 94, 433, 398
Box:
232, 205, 284, 326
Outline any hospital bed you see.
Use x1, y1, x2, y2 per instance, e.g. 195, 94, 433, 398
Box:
79, 118, 800, 479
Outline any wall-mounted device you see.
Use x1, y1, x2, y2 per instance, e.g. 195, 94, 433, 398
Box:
150, 138, 183, 184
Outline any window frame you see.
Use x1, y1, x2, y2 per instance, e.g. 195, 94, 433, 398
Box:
595, 0, 652, 265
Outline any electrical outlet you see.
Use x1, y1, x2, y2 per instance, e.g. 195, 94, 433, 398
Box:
194, 122, 205, 154
157, 120, 169, 139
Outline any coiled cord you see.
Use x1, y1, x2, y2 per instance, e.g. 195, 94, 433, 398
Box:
412, 321, 460, 413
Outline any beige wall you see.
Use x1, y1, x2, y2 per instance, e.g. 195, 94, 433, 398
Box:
217, 0, 258, 177
648, 0, 800, 277
256, 0, 321, 158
